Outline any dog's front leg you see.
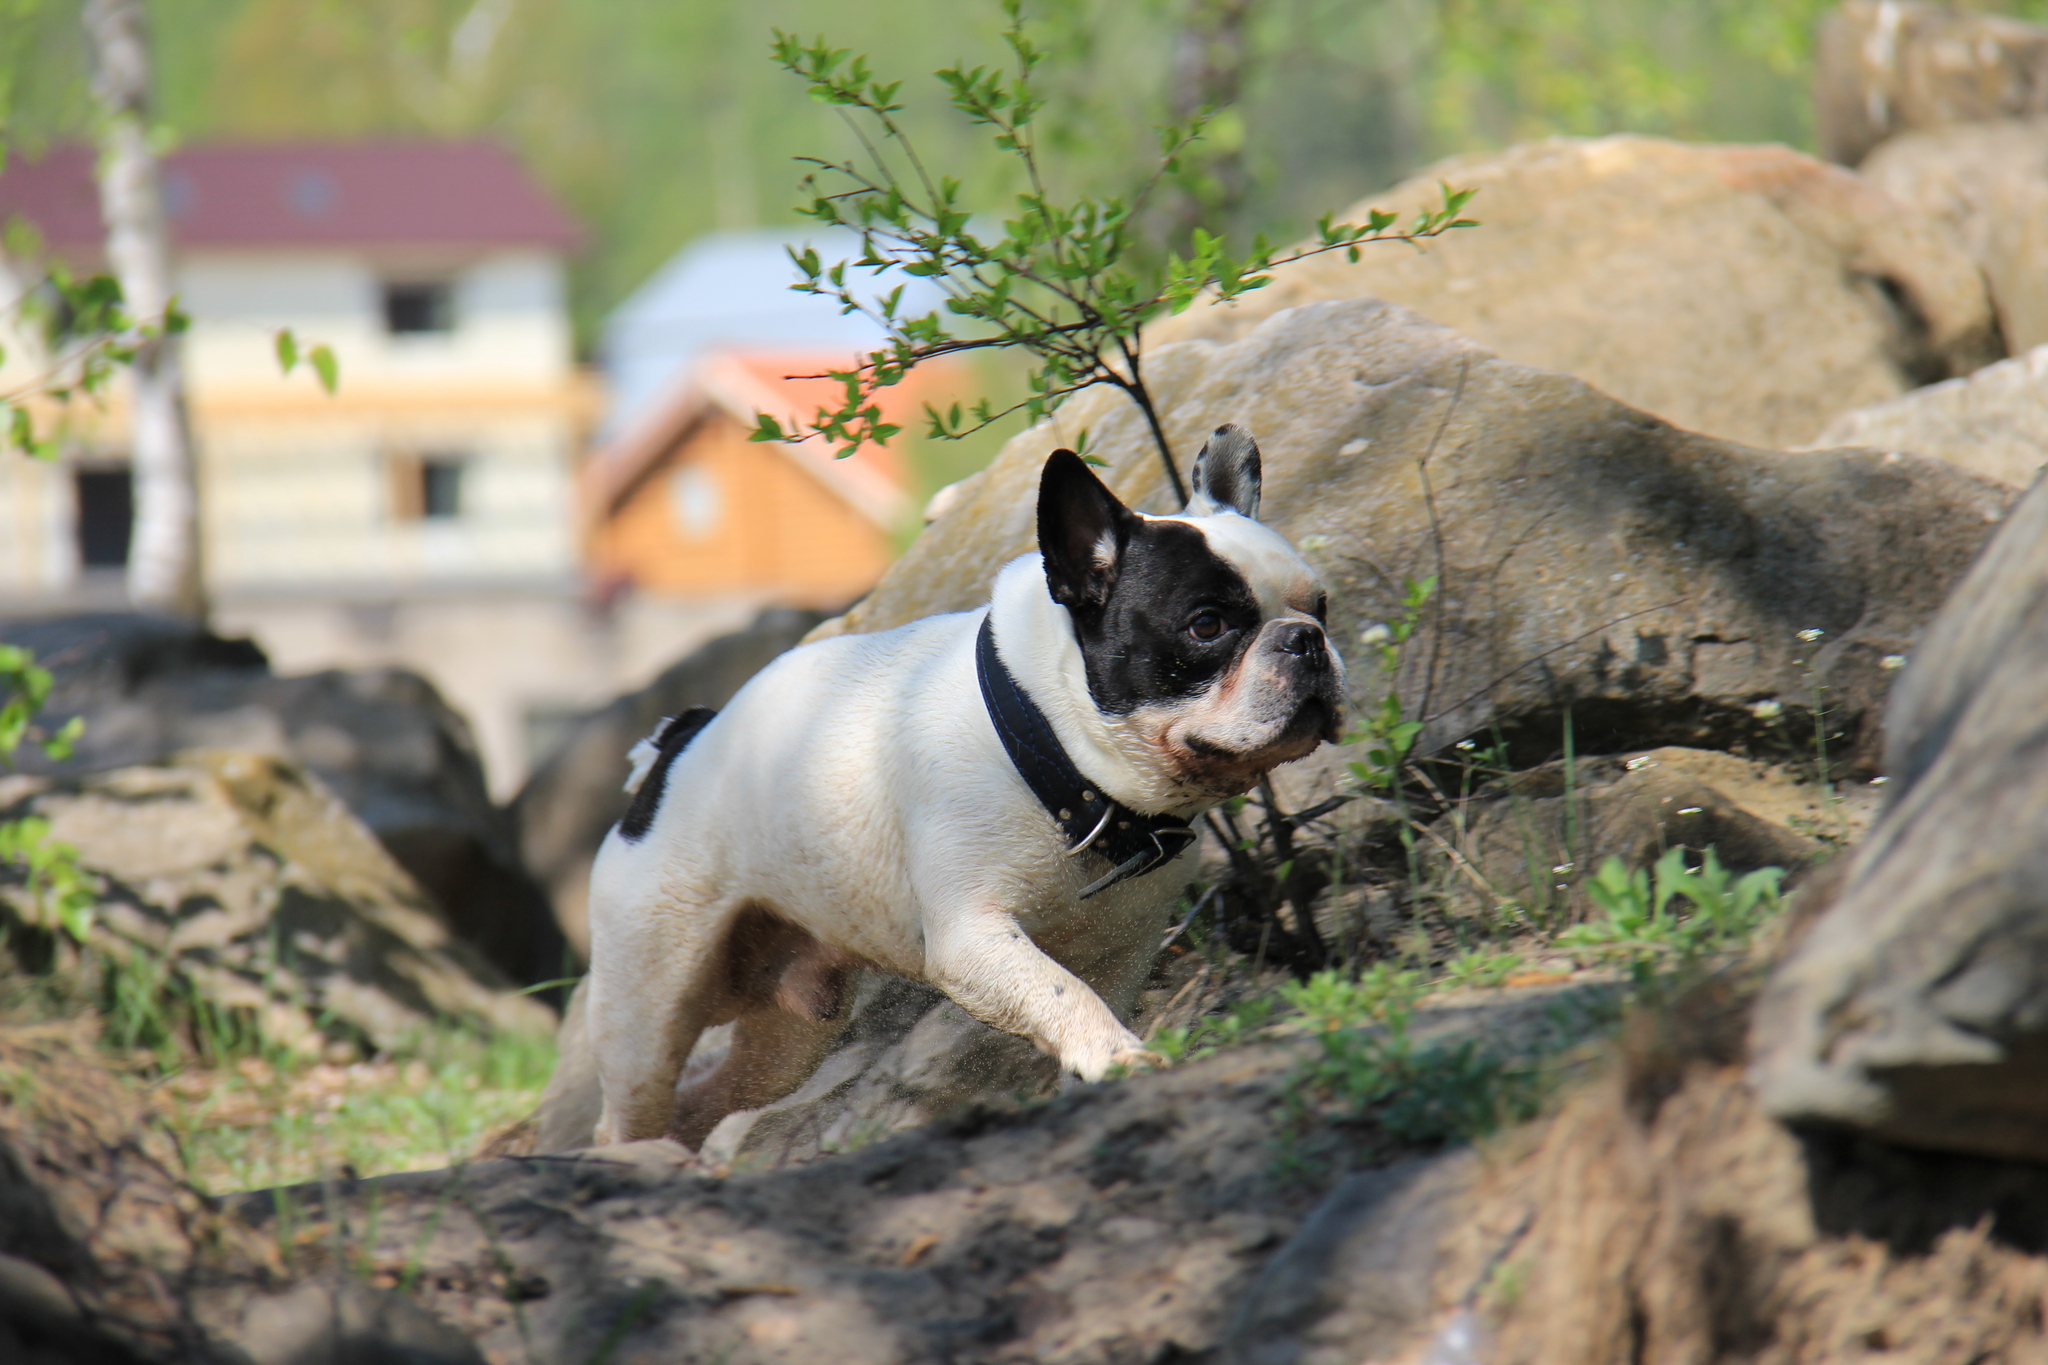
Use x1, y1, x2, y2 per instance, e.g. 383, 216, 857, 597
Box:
924, 906, 1158, 1080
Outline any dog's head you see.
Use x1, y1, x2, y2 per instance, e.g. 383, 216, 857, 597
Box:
1036, 425, 1346, 801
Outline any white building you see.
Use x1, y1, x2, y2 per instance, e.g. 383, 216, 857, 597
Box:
0, 142, 766, 794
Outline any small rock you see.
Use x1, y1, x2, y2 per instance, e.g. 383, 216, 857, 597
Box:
0, 612, 562, 986
1809, 343, 2048, 489
1863, 122, 2048, 355
0, 753, 553, 1054
1816, 1, 2048, 166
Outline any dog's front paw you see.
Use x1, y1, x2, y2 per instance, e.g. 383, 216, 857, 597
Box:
1069, 1033, 1167, 1081
1107, 1045, 1169, 1076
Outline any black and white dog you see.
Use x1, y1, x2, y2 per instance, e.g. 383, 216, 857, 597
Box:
581, 425, 1344, 1148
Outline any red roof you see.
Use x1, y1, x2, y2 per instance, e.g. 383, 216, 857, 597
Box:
0, 142, 581, 253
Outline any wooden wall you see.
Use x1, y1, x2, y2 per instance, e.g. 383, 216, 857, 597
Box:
589, 412, 892, 604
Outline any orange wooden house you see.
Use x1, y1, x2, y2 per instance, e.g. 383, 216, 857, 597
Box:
580, 350, 953, 605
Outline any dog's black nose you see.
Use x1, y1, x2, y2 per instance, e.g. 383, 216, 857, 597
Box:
1274, 621, 1324, 657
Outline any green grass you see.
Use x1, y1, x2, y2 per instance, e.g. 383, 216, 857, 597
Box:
149, 1025, 554, 1195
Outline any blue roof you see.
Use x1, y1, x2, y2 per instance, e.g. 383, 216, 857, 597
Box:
599, 227, 946, 440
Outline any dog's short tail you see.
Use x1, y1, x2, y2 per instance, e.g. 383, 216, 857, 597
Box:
618, 740, 659, 794
618, 707, 720, 842
623, 733, 663, 796
624, 709, 717, 794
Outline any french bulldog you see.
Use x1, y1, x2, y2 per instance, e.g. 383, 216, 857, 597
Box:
580, 424, 1344, 1149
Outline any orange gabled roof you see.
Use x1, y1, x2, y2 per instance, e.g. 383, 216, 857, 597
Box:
585, 348, 949, 534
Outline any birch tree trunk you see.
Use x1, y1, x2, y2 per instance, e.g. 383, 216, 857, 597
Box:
83, 0, 205, 619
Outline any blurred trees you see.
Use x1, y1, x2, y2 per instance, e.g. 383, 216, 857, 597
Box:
5, 0, 2048, 348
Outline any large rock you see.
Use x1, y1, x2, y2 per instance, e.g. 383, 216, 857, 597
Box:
1147, 136, 2001, 449
1809, 342, 2048, 489
0, 613, 563, 987
0, 751, 553, 1054
1861, 117, 2048, 353
1751, 468, 2048, 1163
512, 606, 826, 959
1816, 1, 2048, 166
820, 297, 2011, 774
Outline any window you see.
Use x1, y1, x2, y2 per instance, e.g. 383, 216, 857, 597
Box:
391, 453, 467, 521
382, 280, 454, 335
74, 466, 132, 568
669, 463, 723, 540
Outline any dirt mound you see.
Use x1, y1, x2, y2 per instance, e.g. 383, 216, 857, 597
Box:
0, 1018, 488, 1364
1462, 988, 2048, 1365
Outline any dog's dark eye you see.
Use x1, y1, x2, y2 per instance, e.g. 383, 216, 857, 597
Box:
1311, 593, 1329, 624
1188, 610, 1225, 642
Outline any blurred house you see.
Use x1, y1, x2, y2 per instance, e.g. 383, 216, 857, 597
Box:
0, 170, 965, 792
0, 141, 590, 595
597, 227, 945, 444
584, 227, 958, 604
582, 349, 944, 606
0, 142, 694, 794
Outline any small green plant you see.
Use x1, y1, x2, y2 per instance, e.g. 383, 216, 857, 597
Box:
1148, 993, 1277, 1064
1441, 949, 1521, 991
759, 1, 1476, 499
2, 258, 340, 460
0, 645, 81, 762
272, 327, 340, 396
1345, 575, 1438, 793
1282, 965, 1541, 1143
0, 645, 93, 945
1558, 846, 1785, 976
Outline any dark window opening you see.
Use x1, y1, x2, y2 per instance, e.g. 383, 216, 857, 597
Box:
421, 458, 463, 519
391, 452, 467, 521
383, 281, 454, 335
74, 467, 133, 568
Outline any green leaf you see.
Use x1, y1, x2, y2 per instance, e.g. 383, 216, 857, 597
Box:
57, 890, 94, 945
40, 716, 83, 762
274, 328, 299, 374
308, 345, 340, 395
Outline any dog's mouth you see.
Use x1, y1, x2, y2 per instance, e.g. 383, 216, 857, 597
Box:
1164, 692, 1344, 797
1289, 693, 1345, 746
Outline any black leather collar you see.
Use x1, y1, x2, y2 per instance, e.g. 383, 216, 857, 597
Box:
976, 615, 1198, 899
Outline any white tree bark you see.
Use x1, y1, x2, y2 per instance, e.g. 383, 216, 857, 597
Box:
83, 0, 205, 619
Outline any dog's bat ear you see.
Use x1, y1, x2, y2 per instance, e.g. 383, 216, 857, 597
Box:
1186, 423, 1262, 521
1038, 448, 1134, 613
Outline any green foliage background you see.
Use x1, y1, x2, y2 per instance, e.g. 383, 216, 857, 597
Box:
6, 0, 2048, 350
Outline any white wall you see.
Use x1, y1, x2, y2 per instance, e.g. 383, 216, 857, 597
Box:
199, 406, 580, 590
0, 244, 585, 599
178, 248, 573, 388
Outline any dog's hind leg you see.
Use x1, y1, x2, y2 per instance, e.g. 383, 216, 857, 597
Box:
667, 1001, 851, 1149
665, 904, 859, 1149
587, 903, 734, 1145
